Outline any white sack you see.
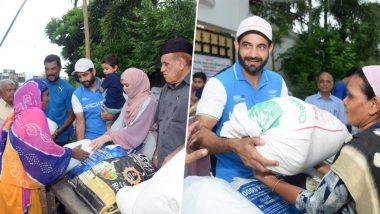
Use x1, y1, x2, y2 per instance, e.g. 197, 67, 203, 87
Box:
63, 139, 93, 173
220, 96, 350, 175
182, 176, 263, 214
47, 118, 92, 173
47, 118, 58, 135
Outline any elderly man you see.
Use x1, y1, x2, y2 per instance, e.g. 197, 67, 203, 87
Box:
0, 79, 16, 125
71, 58, 106, 140
305, 72, 346, 125
153, 37, 193, 168
192, 16, 289, 182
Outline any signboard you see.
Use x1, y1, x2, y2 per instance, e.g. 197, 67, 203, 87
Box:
193, 54, 232, 78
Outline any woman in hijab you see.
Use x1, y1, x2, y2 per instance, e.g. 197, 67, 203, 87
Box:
255, 66, 380, 213
90, 68, 158, 152
0, 79, 89, 213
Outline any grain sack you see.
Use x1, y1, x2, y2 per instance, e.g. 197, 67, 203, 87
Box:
182, 176, 263, 214
220, 96, 350, 175
66, 144, 143, 176
230, 178, 302, 213
63, 139, 93, 173
67, 153, 155, 214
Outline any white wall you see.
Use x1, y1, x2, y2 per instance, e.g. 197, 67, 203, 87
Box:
197, 0, 298, 74
197, 0, 250, 35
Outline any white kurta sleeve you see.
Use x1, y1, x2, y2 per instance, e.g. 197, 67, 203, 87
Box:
196, 78, 227, 120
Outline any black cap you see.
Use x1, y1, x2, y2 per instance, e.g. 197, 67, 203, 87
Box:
159, 37, 193, 57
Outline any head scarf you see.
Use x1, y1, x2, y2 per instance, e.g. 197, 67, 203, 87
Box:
0, 79, 71, 187
13, 78, 47, 113
363, 65, 380, 98
121, 68, 151, 126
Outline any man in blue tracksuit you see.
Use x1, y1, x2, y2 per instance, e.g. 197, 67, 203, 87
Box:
194, 16, 289, 182
71, 58, 106, 140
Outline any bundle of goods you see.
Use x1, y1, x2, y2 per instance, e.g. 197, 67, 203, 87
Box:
66, 145, 155, 213
220, 96, 350, 175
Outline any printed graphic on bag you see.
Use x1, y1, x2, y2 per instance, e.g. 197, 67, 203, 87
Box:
231, 178, 302, 214
67, 153, 155, 214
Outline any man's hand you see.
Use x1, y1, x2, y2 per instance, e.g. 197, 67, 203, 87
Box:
185, 148, 208, 165
189, 127, 215, 151
101, 108, 116, 121
72, 145, 90, 161
233, 137, 278, 173
187, 121, 202, 147
52, 128, 60, 140
192, 115, 277, 173
52, 130, 58, 139
185, 121, 208, 165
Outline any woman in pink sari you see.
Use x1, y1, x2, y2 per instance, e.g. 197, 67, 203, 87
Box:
0, 79, 88, 213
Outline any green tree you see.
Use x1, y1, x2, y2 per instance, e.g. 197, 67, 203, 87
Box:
45, 8, 84, 73
249, 0, 380, 99
281, 27, 358, 98
45, 0, 196, 79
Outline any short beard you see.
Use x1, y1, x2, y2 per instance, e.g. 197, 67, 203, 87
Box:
237, 50, 268, 76
47, 75, 59, 83
82, 75, 96, 88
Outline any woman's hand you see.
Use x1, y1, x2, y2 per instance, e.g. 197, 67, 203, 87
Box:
90, 135, 112, 151
314, 162, 331, 175
72, 145, 90, 161
254, 169, 304, 203
253, 169, 277, 183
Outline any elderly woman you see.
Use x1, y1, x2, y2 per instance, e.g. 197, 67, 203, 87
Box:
90, 68, 158, 154
255, 66, 380, 213
0, 79, 89, 213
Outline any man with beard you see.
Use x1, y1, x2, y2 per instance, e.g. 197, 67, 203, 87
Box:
0, 79, 16, 125
43, 54, 75, 146
193, 16, 288, 182
71, 58, 106, 140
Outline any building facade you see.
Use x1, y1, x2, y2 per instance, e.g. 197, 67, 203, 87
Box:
0, 69, 25, 83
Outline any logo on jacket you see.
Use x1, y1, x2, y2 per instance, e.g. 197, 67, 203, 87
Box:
268, 90, 279, 98
233, 95, 245, 102
268, 90, 278, 95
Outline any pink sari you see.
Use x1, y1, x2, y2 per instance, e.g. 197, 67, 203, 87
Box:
0, 79, 72, 213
